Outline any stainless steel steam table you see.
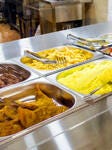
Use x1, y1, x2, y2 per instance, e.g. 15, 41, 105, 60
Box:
0, 22, 112, 150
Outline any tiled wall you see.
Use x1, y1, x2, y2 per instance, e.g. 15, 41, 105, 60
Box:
85, 0, 108, 24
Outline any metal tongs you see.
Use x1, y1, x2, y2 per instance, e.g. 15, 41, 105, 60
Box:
83, 81, 112, 104
67, 33, 106, 43
67, 33, 112, 56
67, 34, 107, 48
24, 50, 57, 64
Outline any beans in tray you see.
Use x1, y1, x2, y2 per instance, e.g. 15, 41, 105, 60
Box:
21, 46, 93, 70
0, 64, 30, 88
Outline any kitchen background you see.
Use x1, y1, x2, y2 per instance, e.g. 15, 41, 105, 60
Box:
0, 0, 111, 43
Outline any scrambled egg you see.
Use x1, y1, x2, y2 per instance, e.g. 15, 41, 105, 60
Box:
57, 60, 112, 95
21, 46, 93, 70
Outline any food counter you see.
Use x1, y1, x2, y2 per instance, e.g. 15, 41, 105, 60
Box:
0, 22, 112, 149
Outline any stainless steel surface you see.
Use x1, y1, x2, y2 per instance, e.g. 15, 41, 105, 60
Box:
1, 22, 112, 149
39, 1, 84, 33
39, 0, 92, 6
38, 0, 92, 33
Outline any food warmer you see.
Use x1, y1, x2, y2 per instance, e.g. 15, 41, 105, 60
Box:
0, 22, 112, 150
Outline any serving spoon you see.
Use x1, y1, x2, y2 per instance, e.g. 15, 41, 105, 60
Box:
83, 81, 112, 104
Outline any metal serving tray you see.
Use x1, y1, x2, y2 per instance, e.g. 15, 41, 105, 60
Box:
0, 78, 80, 142
13, 45, 103, 76
46, 56, 112, 99
0, 60, 39, 91
67, 34, 112, 51
100, 46, 112, 56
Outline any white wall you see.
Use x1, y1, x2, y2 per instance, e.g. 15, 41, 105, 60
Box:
85, 0, 108, 24
108, 0, 112, 21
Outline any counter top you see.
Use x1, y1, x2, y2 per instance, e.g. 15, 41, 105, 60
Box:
1, 22, 112, 149
1, 22, 112, 61
39, 0, 92, 6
